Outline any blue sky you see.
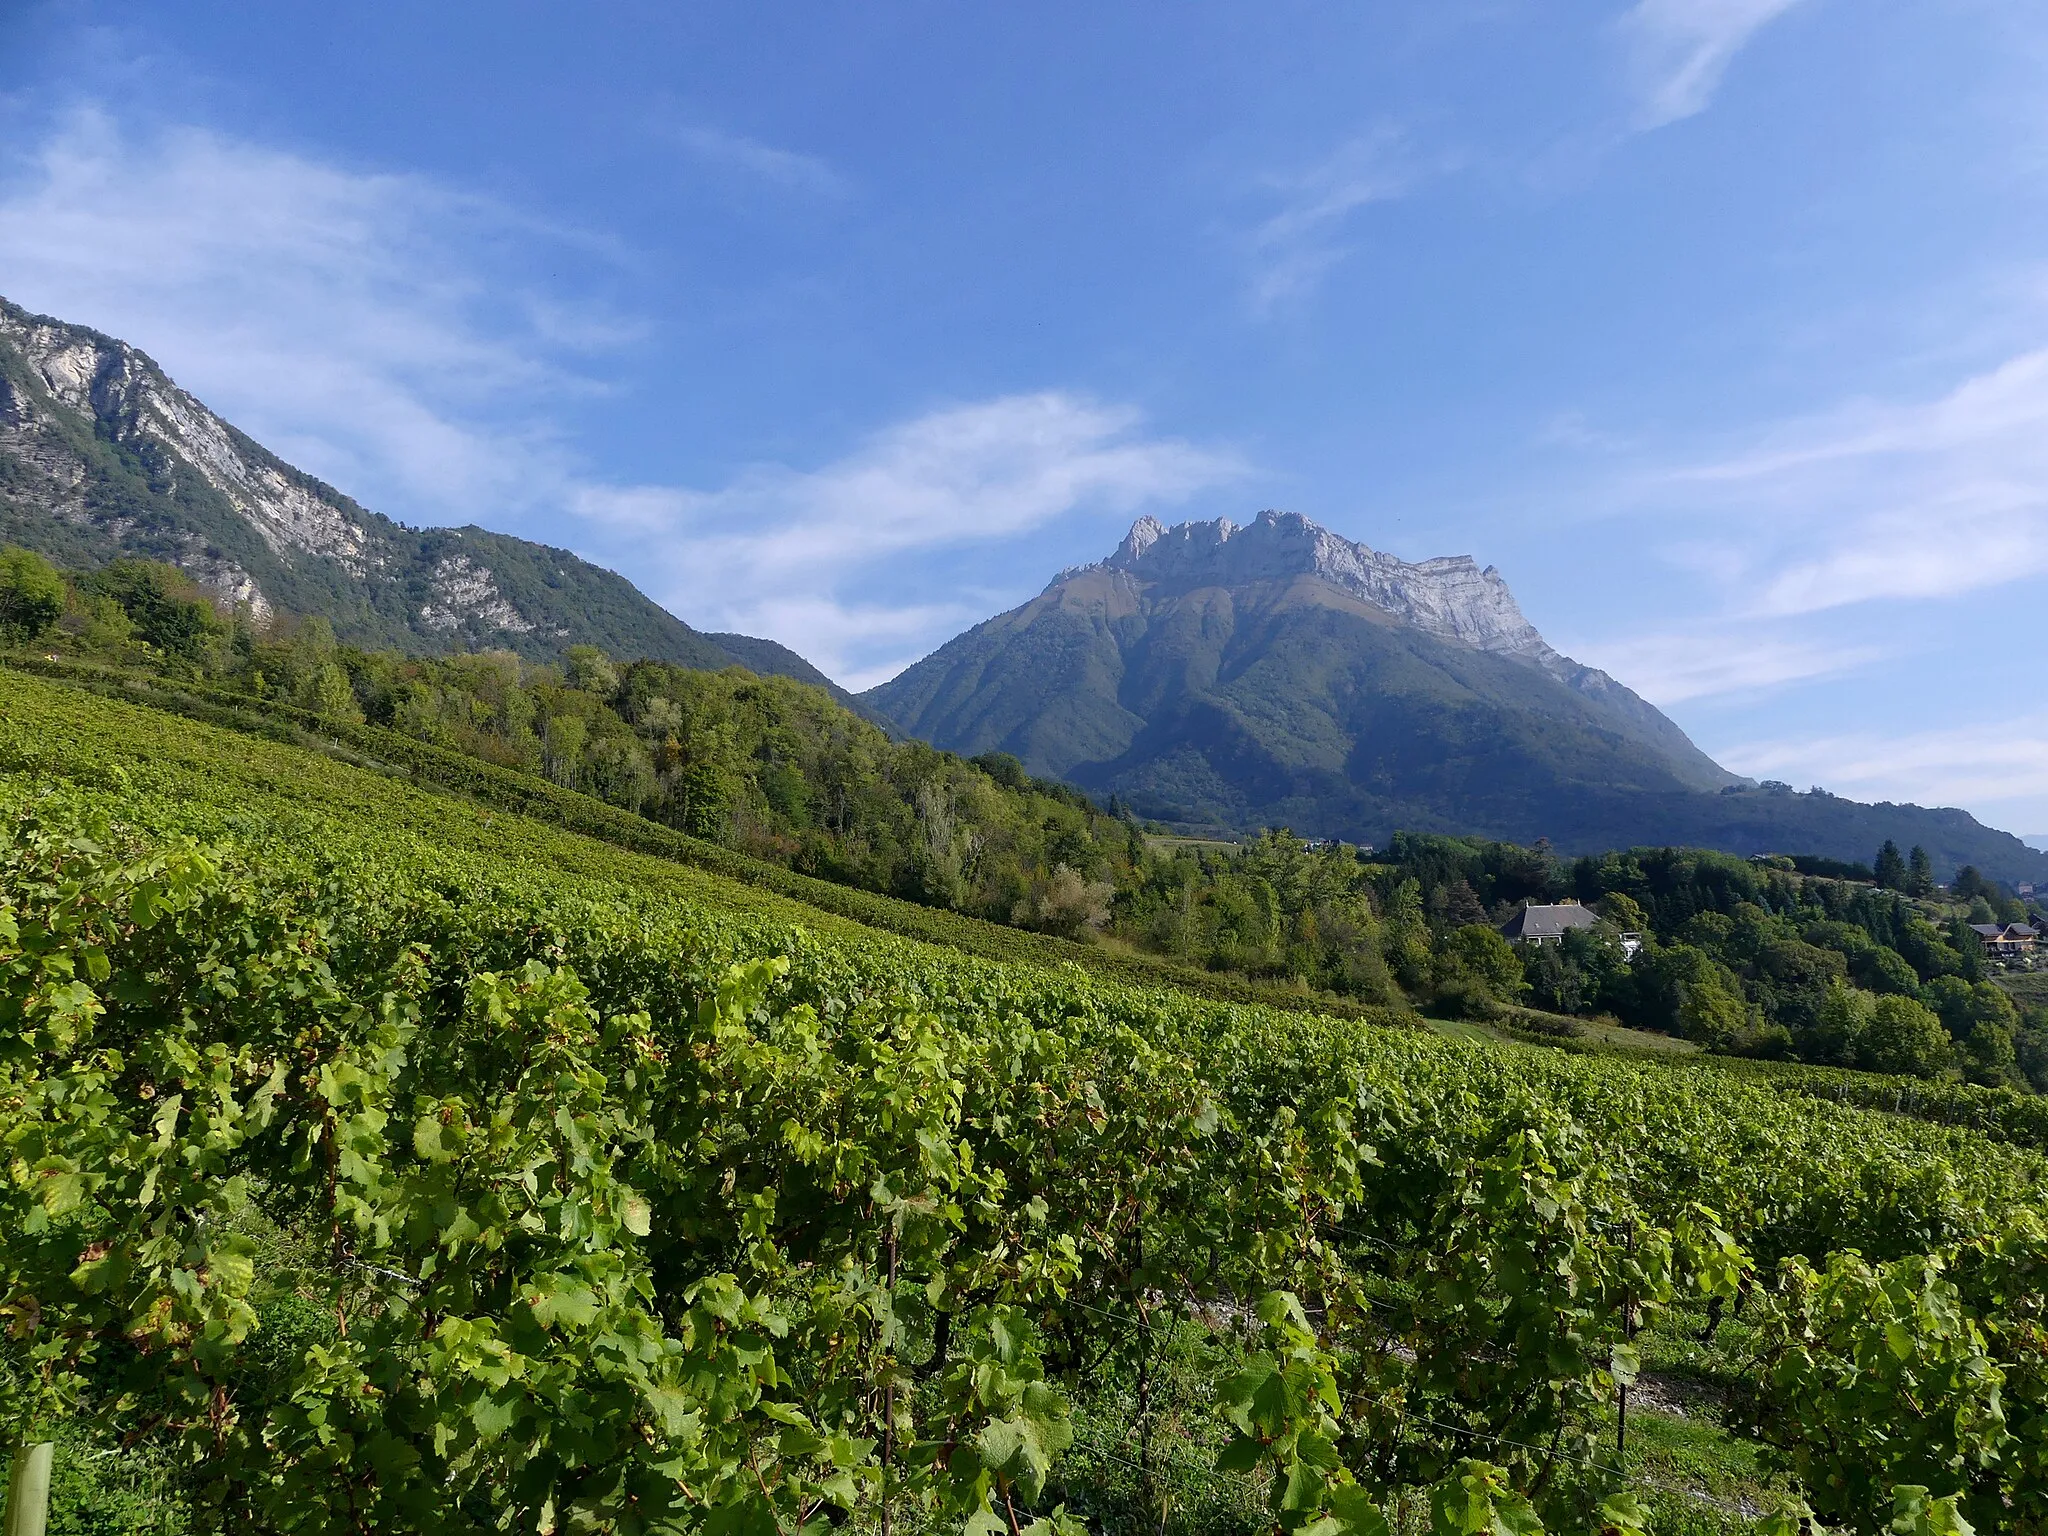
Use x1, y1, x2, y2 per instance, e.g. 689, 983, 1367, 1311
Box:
2, 0, 2045, 837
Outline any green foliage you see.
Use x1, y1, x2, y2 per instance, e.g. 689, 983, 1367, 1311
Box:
1678, 965, 1755, 1052
1428, 1461, 1542, 1534
1215, 1292, 1387, 1536
304, 661, 361, 721
1907, 846, 1938, 900
0, 545, 64, 643
1748, 1251, 2007, 1531
9, 670, 2048, 1530
1441, 924, 1527, 1005
79, 559, 223, 660
0, 1431, 190, 1534
1887, 1486, 1976, 1535
1862, 996, 1954, 1079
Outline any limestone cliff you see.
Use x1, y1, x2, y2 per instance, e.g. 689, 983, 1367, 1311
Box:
1079, 509, 1729, 783
1105, 511, 1555, 663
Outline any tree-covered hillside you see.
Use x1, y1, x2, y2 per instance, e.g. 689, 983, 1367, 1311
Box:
5, 541, 2045, 1098
0, 545, 1153, 935
1360, 831, 2048, 1083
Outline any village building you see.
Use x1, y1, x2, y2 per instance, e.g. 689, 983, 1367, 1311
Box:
1499, 900, 1602, 946
1970, 922, 2041, 961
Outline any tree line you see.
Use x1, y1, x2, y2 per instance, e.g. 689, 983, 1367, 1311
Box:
3, 544, 2042, 1088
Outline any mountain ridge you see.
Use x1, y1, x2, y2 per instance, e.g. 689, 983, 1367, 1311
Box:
1090, 509, 1735, 789
865, 512, 2048, 884
0, 295, 847, 699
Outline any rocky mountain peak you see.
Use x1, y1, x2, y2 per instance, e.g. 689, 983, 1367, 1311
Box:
0, 294, 846, 695
1115, 514, 1168, 562
1098, 509, 1559, 667
0, 300, 382, 622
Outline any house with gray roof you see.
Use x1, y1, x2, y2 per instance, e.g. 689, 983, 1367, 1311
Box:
1499, 901, 1603, 946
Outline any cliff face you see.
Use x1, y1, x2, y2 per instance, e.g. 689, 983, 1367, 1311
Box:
0, 295, 841, 693
2, 305, 281, 621
1088, 510, 1720, 773
1106, 510, 1554, 662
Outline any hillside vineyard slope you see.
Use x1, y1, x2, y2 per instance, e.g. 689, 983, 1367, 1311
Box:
0, 295, 841, 692
865, 510, 2048, 883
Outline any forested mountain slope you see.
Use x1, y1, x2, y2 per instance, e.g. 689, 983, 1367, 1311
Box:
0, 294, 839, 694
867, 510, 2048, 884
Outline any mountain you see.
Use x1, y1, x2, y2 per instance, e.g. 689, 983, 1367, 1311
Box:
0, 295, 842, 697
865, 510, 2048, 885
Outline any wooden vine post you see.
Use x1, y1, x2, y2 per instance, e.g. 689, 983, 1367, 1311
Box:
3, 1440, 53, 1536
882, 1225, 899, 1536
1617, 1218, 1636, 1465
1133, 1197, 1157, 1512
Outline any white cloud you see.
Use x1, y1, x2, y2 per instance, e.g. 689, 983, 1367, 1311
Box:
1568, 627, 1882, 704
670, 125, 849, 199
1720, 714, 2048, 818
1247, 128, 1416, 312
0, 108, 1239, 689
719, 595, 986, 691
585, 393, 1246, 686
1616, 0, 1805, 129
701, 394, 1237, 567
1653, 344, 2048, 615
0, 105, 591, 521
1566, 333, 2048, 775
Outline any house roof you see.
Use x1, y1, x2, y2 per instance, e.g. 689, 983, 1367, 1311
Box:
1499, 902, 1602, 941
1971, 923, 2040, 939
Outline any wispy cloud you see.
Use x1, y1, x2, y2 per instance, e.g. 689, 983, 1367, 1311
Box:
1246, 128, 1418, 313
1651, 343, 2048, 615
1568, 627, 1883, 705
1616, 0, 1806, 130
0, 104, 598, 520
1534, 410, 1633, 454
1720, 713, 2048, 818
579, 393, 1246, 687
0, 107, 1236, 688
670, 124, 850, 199
1568, 327, 2048, 731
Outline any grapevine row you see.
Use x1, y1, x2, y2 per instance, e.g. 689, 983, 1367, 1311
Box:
1, 674, 2041, 1533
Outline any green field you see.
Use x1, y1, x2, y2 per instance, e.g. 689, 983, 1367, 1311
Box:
3, 667, 2043, 1534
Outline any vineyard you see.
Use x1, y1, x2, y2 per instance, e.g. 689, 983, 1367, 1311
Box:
0, 651, 1401, 1023
4, 668, 2047, 1534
